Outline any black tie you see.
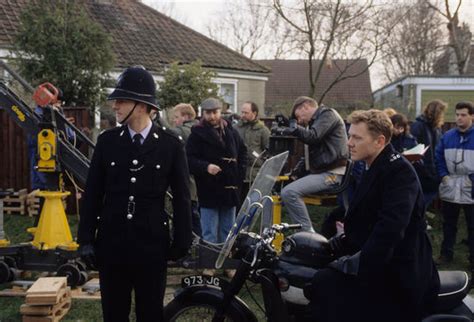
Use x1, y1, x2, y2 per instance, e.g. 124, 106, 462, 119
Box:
133, 133, 142, 150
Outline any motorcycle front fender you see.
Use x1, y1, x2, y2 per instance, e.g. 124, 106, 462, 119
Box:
169, 285, 258, 322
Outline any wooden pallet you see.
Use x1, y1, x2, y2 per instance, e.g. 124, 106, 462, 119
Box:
21, 277, 72, 321
21, 296, 71, 316
27, 190, 41, 217
22, 299, 71, 322
25, 277, 68, 306
3, 188, 27, 215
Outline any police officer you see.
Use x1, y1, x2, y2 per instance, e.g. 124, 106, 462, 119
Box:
77, 66, 192, 322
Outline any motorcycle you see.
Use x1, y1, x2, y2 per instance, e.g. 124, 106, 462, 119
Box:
164, 152, 474, 322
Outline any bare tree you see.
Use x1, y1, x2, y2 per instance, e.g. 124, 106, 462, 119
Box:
379, 0, 444, 82
428, 0, 472, 75
273, 0, 389, 103
143, 1, 188, 26
206, 0, 296, 59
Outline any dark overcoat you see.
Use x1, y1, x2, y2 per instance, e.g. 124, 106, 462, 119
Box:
410, 116, 442, 192
186, 120, 247, 208
343, 144, 440, 320
78, 124, 192, 260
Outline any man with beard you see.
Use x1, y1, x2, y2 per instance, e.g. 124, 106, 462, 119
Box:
234, 101, 270, 192
186, 97, 247, 277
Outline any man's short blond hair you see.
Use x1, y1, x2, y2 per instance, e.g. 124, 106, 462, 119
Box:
348, 109, 393, 143
173, 103, 196, 119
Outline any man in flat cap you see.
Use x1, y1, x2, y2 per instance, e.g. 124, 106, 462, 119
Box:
186, 97, 247, 276
78, 66, 192, 321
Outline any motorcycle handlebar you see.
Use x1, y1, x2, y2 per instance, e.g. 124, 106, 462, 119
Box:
272, 223, 302, 233
284, 223, 302, 230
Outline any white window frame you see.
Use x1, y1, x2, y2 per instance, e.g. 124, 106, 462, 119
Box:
213, 78, 238, 113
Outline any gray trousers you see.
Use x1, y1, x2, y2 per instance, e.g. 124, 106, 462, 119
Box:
281, 172, 342, 232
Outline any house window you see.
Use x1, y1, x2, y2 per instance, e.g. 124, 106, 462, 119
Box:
213, 78, 238, 113
396, 84, 403, 97
218, 83, 236, 113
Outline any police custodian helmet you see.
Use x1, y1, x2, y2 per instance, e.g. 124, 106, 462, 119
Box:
107, 66, 160, 110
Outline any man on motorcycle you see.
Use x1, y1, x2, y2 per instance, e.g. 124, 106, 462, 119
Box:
307, 109, 440, 322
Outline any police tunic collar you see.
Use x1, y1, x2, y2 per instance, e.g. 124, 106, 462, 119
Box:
128, 120, 152, 144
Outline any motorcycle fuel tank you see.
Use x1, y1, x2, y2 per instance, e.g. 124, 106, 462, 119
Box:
279, 231, 334, 268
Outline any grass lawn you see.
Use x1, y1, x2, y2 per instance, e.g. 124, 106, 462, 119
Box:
0, 204, 472, 321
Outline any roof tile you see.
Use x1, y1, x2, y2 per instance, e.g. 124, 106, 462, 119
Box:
0, 0, 269, 74
256, 59, 373, 108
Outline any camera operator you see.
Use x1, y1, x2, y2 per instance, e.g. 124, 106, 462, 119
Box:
273, 96, 348, 232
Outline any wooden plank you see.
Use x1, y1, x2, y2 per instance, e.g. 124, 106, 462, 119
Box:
25, 287, 68, 306
26, 277, 67, 296
22, 299, 71, 322
20, 297, 71, 316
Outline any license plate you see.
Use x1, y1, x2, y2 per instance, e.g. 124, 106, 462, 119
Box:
181, 275, 224, 288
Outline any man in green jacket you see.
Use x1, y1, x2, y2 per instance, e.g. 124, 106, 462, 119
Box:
234, 101, 270, 186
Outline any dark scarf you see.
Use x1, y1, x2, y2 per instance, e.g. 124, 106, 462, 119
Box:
200, 118, 228, 143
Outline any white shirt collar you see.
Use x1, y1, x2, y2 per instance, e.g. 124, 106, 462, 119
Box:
128, 120, 152, 144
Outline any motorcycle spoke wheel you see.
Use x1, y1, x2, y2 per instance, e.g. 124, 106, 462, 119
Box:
168, 304, 234, 322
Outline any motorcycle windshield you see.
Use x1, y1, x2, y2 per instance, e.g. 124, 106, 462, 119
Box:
215, 151, 288, 269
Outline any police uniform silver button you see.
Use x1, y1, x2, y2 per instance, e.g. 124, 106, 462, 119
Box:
127, 214, 133, 220
111, 162, 115, 166
156, 164, 161, 169
178, 136, 183, 141
132, 160, 138, 165
162, 126, 167, 130
131, 177, 136, 183
129, 196, 134, 201
164, 221, 167, 226
154, 133, 159, 139
97, 216, 100, 220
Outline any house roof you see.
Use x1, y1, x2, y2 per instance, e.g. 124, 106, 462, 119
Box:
256, 59, 372, 109
434, 45, 474, 75
0, 0, 269, 74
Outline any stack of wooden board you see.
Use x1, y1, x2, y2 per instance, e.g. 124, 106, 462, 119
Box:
26, 190, 41, 217
20, 277, 71, 322
3, 188, 27, 215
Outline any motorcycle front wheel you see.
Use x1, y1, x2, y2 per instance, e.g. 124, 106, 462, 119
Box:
164, 299, 239, 322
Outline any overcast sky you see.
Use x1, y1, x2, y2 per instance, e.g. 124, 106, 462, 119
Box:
142, 0, 474, 90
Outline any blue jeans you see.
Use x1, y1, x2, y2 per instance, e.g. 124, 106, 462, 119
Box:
200, 206, 236, 244
281, 172, 342, 232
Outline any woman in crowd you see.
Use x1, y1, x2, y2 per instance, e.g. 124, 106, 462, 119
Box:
410, 99, 447, 210
391, 113, 418, 153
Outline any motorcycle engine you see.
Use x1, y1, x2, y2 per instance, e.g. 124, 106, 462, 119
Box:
279, 231, 334, 268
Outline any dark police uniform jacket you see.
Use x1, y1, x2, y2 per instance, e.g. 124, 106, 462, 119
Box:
343, 144, 440, 319
78, 124, 192, 262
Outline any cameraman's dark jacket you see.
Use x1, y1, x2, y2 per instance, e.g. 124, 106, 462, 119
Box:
186, 119, 247, 208
293, 106, 348, 176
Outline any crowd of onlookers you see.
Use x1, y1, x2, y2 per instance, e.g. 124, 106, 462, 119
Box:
384, 101, 474, 270
162, 96, 474, 275
31, 91, 474, 272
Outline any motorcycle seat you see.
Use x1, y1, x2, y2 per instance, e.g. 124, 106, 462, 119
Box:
435, 271, 470, 312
